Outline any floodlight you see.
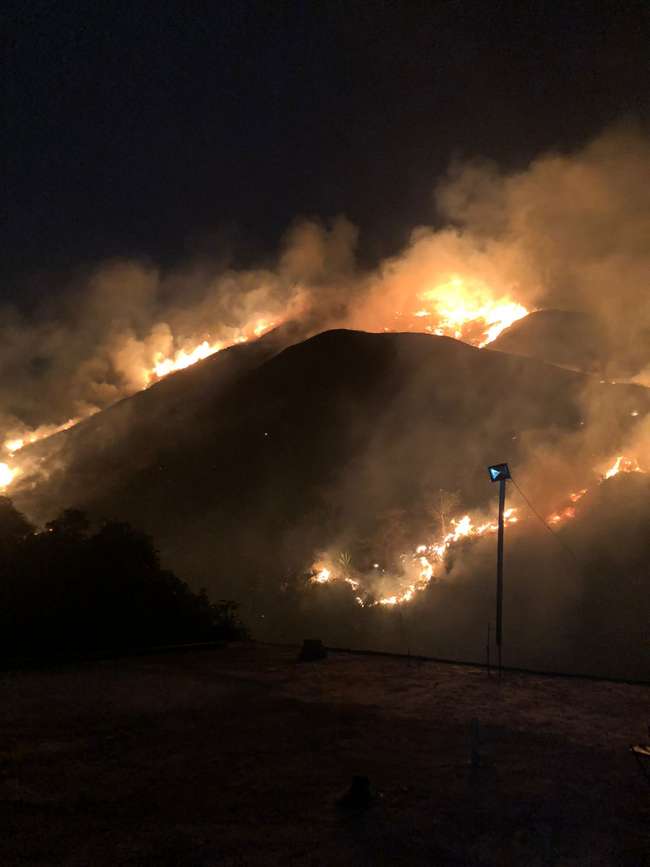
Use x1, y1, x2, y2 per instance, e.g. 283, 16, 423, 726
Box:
487, 461, 511, 677
488, 463, 510, 482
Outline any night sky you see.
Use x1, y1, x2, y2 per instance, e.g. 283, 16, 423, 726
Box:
5, 1, 649, 300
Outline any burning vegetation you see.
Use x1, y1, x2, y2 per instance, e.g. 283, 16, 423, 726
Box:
393, 275, 530, 347
307, 454, 647, 608
0, 271, 530, 492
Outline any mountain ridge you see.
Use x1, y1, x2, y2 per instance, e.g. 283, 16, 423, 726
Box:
10, 328, 649, 596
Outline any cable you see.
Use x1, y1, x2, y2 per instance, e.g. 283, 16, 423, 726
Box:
509, 476, 583, 568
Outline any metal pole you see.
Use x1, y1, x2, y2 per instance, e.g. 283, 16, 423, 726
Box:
496, 477, 506, 677
486, 622, 491, 677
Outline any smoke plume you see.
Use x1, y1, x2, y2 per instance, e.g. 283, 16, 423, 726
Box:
3, 122, 650, 446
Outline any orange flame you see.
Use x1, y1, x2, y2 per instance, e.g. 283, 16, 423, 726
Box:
405, 276, 530, 347
152, 340, 226, 379
311, 566, 331, 584
1, 318, 280, 460
310, 507, 522, 607
148, 318, 277, 382
545, 457, 645, 527
0, 275, 530, 463
4, 416, 85, 454
310, 454, 647, 607
602, 455, 643, 480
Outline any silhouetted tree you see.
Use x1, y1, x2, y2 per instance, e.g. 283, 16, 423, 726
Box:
0, 496, 33, 553
0, 499, 247, 658
45, 508, 90, 540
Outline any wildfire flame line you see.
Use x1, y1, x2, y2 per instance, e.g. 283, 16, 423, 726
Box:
396, 275, 531, 347
149, 318, 274, 382
1, 275, 513, 475
0, 275, 530, 483
309, 454, 646, 607
0, 273, 640, 511
0, 317, 280, 486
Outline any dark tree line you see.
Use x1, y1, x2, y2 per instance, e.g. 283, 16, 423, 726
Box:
0, 497, 246, 657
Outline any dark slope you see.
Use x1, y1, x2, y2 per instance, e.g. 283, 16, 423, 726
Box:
13, 320, 304, 520
489, 309, 607, 373
490, 309, 650, 379
12, 330, 650, 600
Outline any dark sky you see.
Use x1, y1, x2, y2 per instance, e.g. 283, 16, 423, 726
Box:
5, 1, 649, 296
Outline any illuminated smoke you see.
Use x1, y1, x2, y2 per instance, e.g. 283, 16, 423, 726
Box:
1, 123, 649, 512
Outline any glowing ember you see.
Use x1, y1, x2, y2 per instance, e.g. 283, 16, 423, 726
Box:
547, 507, 575, 526
408, 276, 530, 347
379, 595, 399, 606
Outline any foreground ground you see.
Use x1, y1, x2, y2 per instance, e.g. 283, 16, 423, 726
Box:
1, 643, 648, 866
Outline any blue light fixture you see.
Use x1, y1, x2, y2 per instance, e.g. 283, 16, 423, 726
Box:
488, 463, 511, 482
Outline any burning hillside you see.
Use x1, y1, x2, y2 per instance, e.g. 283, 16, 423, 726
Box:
2, 125, 650, 500
0, 272, 531, 494
0, 317, 281, 461
386, 275, 530, 347
0, 125, 649, 679
0, 325, 648, 678
307, 453, 647, 608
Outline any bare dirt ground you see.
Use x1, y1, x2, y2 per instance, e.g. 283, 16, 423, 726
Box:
1, 643, 648, 866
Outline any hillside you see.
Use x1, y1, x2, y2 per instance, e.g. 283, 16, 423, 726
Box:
489, 310, 606, 373
12, 320, 303, 524
6, 331, 650, 584
15, 331, 650, 578
8, 329, 650, 679
13, 330, 649, 591
490, 309, 650, 380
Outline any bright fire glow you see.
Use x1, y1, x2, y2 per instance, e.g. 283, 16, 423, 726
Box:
0, 463, 17, 490
603, 455, 643, 480
309, 507, 521, 607
312, 567, 331, 584
149, 318, 276, 381
1, 318, 280, 462
152, 340, 225, 379
0, 275, 531, 472
405, 276, 530, 347
0, 274, 530, 500
309, 454, 646, 607
4, 417, 84, 454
